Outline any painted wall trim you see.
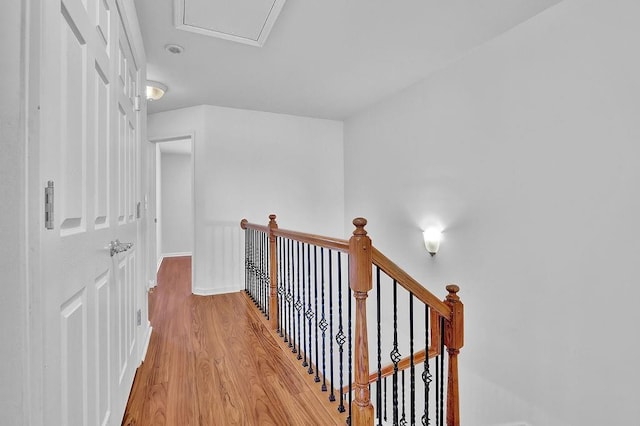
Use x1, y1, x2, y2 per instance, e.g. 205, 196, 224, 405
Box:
140, 324, 153, 363
193, 286, 243, 296
161, 252, 193, 258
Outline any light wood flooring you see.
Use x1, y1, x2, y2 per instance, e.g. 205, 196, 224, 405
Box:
122, 256, 342, 425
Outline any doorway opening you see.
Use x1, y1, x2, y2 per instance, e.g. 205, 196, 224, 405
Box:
150, 134, 195, 293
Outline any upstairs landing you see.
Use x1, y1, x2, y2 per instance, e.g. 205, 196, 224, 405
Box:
123, 256, 343, 425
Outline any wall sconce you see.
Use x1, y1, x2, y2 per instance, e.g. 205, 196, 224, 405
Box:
423, 227, 443, 256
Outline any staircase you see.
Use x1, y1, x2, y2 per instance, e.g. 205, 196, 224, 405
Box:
241, 215, 464, 426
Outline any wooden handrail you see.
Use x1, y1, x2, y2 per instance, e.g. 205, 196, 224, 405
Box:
342, 307, 442, 394
273, 228, 350, 252
240, 219, 269, 233
241, 219, 350, 252
341, 348, 439, 394
372, 247, 451, 319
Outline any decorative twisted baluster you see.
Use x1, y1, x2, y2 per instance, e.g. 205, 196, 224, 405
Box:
410, 293, 415, 426
295, 241, 302, 359
336, 252, 346, 413
328, 249, 336, 403
313, 246, 320, 382
391, 280, 401, 425
422, 304, 432, 426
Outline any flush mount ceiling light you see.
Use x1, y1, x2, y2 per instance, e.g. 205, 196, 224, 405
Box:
146, 81, 167, 101
164, 43, 184, 54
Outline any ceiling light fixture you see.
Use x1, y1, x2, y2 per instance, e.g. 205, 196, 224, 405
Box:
146, 81, 167, 101
165, 44, 184, 54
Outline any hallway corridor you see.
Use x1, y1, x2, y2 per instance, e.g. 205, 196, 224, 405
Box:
122, 256, 339, 425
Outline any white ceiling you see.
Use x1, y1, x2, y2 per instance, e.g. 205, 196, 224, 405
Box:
137, 0, 563, 120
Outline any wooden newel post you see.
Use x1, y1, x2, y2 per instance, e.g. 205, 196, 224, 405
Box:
444, 284, 464, 426
349, 218, 375, 426
268, 214, 279, 330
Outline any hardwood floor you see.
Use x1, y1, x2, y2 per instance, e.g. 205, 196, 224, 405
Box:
122, 256, 342, 425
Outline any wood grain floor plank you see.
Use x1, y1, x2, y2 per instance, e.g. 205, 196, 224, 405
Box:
122, 256, 343, 425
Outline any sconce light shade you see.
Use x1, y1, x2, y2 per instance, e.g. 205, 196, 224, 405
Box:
423, 228, 443, 256
146, 80, 167, 101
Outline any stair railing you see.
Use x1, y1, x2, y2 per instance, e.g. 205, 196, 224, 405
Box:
240, 215, 463, 426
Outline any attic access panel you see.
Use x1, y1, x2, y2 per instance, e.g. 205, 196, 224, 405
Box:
174, 0, 286, 47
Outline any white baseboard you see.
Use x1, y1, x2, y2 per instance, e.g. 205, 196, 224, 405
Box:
161, 252, 192, 258
141, 324, 153, 363
193, 285, 242, 296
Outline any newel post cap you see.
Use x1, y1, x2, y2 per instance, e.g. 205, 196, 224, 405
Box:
352, 217, 368, 236
446, 284, 460, 301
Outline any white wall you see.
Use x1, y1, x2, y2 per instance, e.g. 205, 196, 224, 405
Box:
0, 1, 27, 424
344, 0, 640, 424
160, 152, 193, 255
148, 105, 344, 295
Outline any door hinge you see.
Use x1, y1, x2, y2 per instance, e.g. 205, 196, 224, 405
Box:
45, 181, 54, 230
134, 95, 142, 112
136, 309, 142, 326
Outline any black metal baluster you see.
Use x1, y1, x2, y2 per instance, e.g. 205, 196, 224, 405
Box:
284, 238, 290, 344
401, 369, 407, 426
376, 266, 382, 426
391, 280, 401, 425
250, 229, 255, 302
251, 229, 256, 302
302, 244, 309, 368
296, 241, 302, 360
262, 233, 271, 319
305, 244, 314, 374
347, 255, 352, 424
262, 232, 266, 314
278, 237, 283, 336
256, 231, 260, 307
439, 317, 445, 426
264, 232, 268, 317
320, 247, 328, 391
384, 376, 388, 422
410, 294, 415, 425
435, 326, 440, 426
259, 231, 262, 307
314, 246, 320, 382
287, 239, 293, 347
422, 305, 431, 426
328, 249, 336, 402
247, 229, 252, 298
336, 252, 346, 413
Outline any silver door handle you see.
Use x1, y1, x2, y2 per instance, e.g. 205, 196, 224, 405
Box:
108, 239, 134, 257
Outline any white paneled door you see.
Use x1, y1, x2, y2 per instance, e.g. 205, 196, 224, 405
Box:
40, 0, 143, 424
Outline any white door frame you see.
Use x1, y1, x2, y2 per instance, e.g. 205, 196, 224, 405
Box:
149, 133, 196, 294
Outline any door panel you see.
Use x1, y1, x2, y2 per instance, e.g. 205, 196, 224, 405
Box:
61, 290, 88, 426
60, 4, 88, 234
95, 271, 111, 426
41, 0, 142, 424
94, 60, 110, 228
